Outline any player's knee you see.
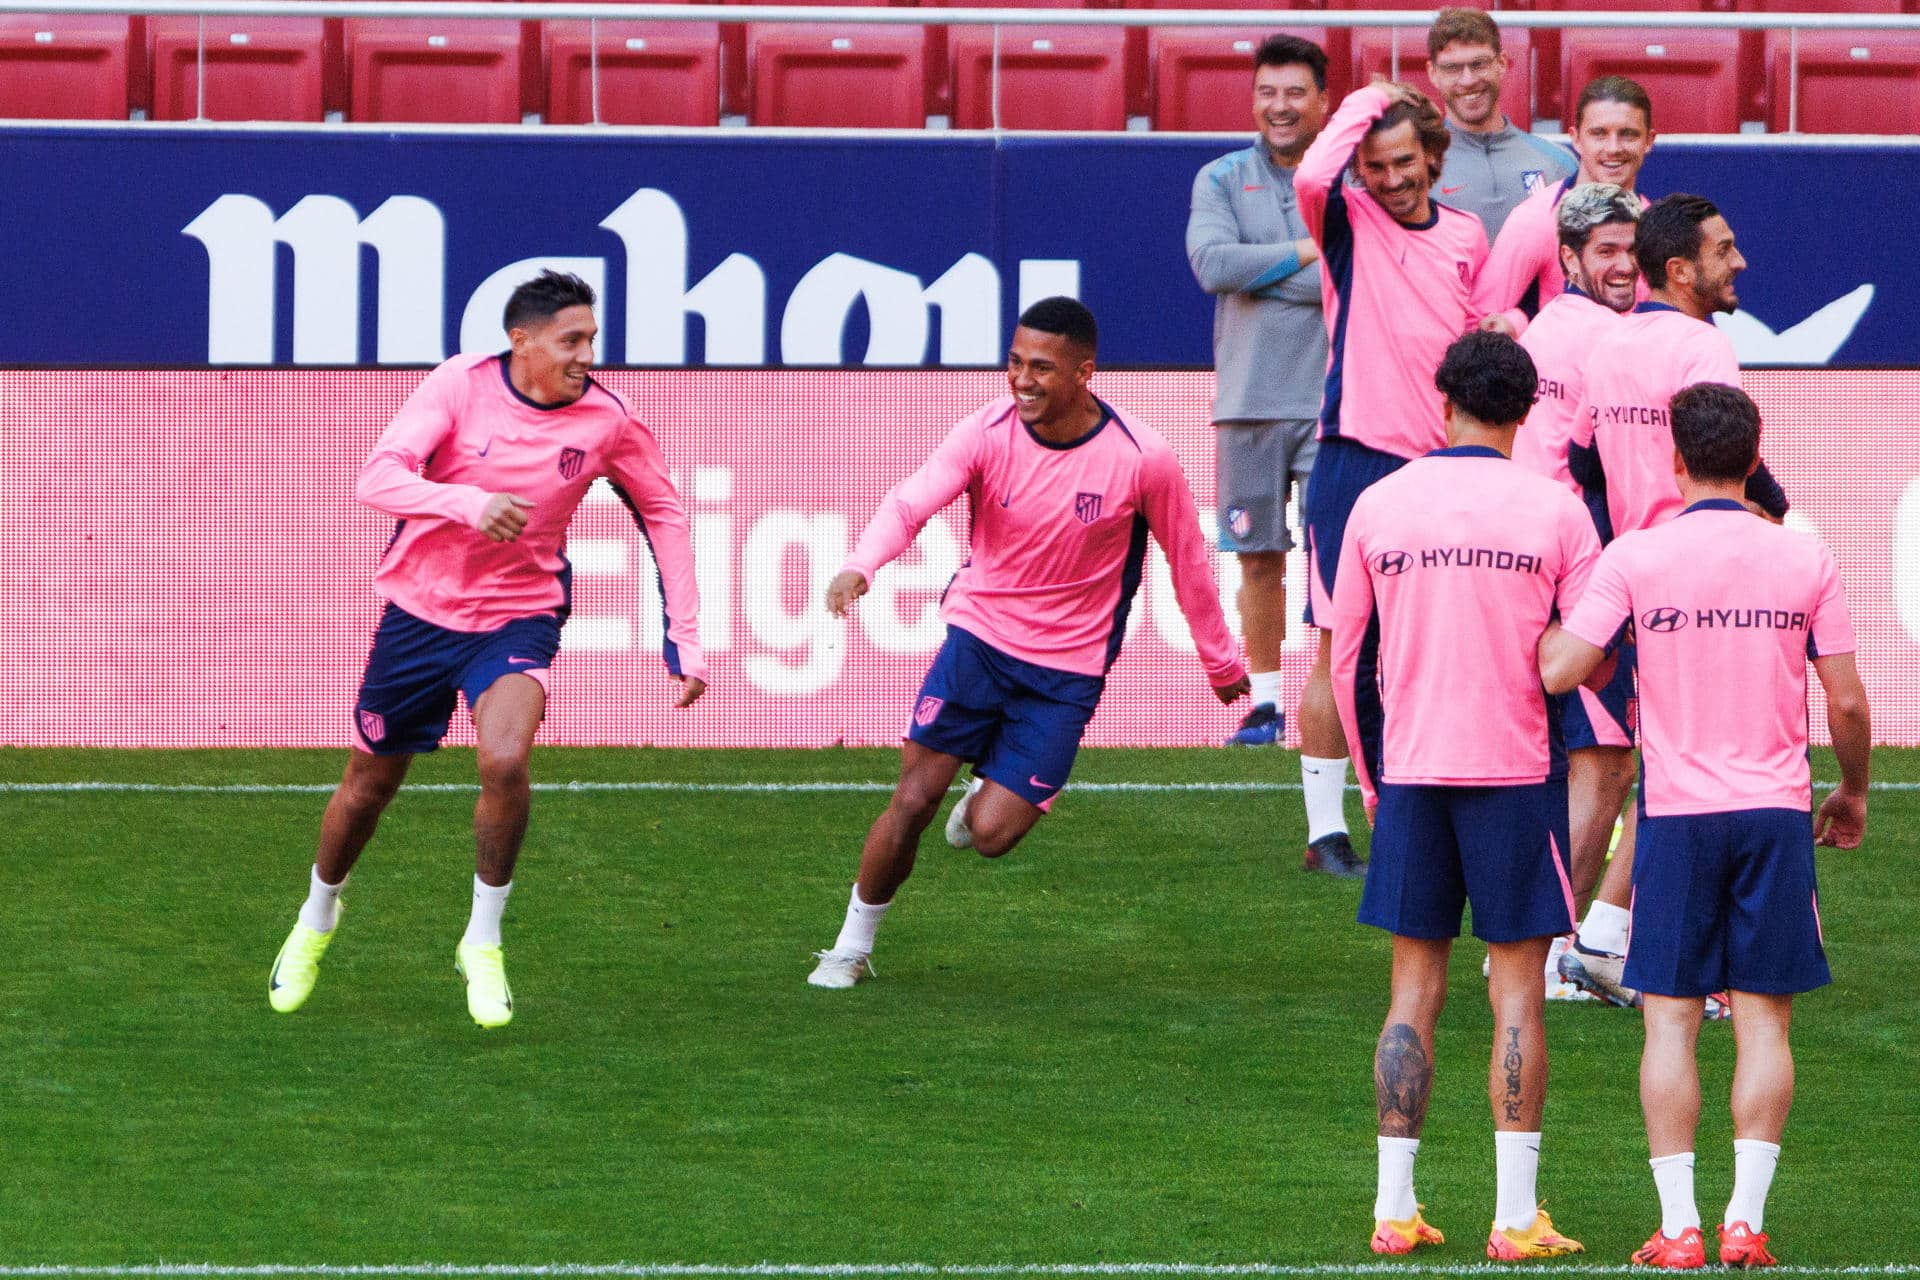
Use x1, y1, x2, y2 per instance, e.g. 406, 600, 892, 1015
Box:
476, 747, 531, 796
971, 826, 1024, 859
339, 759, 404, 813
890, 782, 945, 831
1238, 552, 1286, 590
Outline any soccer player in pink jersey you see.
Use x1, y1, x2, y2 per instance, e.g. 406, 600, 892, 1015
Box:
1291, 78, 1495, 878
1479, 77, 1657, 338
267, 271, 707, 1029
1329, 333, 1595, 1262
805, 298, 1249, 989
1540, 384, 1870, 1270
1513, 184, 1642, 1000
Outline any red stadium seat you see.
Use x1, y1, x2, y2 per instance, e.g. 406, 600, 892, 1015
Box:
1560, 28, 1744, 132
1351, 24, 1535, 129
1118, 0, 1325, 113
950, 25, 1128, 129
747, 23, 926, 127
1766, 28, 1920, 132
1530, 0, 1722, 123
1736, 0, 1908, 118
148, 17, 326, 121
345, 18, 524, 124
725, 0, 899, 116
544, 21, 721, 125
1149, 26, 1343, 131
0, 15, 131, 119
922, 0, 1105, 114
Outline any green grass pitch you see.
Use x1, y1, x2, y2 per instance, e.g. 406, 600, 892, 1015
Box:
3, 746, 1917, 1272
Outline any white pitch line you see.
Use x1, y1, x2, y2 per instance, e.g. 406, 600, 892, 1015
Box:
2, 1267, 1917, 1278
2, 781, 1916, 797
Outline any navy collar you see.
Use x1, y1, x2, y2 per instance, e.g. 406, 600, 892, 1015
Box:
1632, 300, 1688, 317
1428, 444, 1506, 459
1682, 497, 1751, 515
497, 351, 589, 412
1023, 399, 1113, 451
1397, 204, 1442, 231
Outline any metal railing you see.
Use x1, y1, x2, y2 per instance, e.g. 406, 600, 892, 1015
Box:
6, 0, 1919, 134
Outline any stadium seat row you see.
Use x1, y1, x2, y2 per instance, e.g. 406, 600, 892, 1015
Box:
3, 13, 1918, 131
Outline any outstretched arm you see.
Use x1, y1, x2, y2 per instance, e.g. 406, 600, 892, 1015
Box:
832, 416, 981, 613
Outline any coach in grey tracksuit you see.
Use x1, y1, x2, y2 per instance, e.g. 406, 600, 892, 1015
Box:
1185, 33, 1331, 755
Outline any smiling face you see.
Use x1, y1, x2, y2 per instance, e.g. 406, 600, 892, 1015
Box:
1006, 326, 1094, 431
510, 304, 597, 405
1683, 214, 1746, 315
1561, 220, 1640, 313
1357, 120, 1436, 224
1573, 99, 1655, 190
1427, 40, 1508, 131
1253, 61, 1328, 164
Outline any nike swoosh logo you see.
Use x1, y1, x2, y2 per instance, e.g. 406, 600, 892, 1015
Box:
1243, 185, 1266, 191
269, 957, 284, 990
998, 494, 1011, 508
1029, 775, 1055, 790
507, 656, 538, 666
477, 438, 493, 457
1441, 185, 1465, 195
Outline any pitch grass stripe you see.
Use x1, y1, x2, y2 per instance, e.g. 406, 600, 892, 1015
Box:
3, 781, 1917, 797
3, 1267, 1919, 1278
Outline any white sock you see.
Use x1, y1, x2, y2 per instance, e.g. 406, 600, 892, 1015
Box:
1726, 1139, 1781, 1232
1494, 1131, 1542, 1231
1373, 1136, 1419, 1223
1545, 933, 1572, 980
297, 865, 346, 934
831, 883, 891, 958
1301, 755, 1350, 842
1249, 670, 1283, 709
1651, 1152, 1701, 1236
462, 876, 512, 947
1578, 900, 1633, 955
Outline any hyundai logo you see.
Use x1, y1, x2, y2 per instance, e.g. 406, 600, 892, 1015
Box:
1374, 549, 1413, 577
1641, 606, 1688, 633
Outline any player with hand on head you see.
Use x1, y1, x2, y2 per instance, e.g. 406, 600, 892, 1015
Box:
267, 269, 706, 1029
1186, 33, 1330, 750
806, 297, 1249, 990
1329, 332, 1596, 1262
1426, 7, 1576, 243
1291, 76, 1497, 878
1540, 383, 1869, 1270
1512, 183, 1643, 999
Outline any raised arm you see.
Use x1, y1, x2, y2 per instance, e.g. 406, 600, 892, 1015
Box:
1139, 443, 1248, 697
1294, 84, 1392, 244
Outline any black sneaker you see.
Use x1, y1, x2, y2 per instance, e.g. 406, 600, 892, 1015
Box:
1304, 832, 1366, 878
1225, 701, 1283, 746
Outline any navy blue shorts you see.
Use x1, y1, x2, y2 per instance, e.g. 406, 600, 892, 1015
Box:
1558, 640, 1636, 752
1625, 808, 1830, 997
352, 602, 561, 755
908, 626, 1104, 808
1360, 780, 1577, 943
1302, 436, 1409, 628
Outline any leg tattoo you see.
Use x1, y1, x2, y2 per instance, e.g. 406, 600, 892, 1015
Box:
1376, 1022, 1433, 1137
1502, 1026, 1524, 1124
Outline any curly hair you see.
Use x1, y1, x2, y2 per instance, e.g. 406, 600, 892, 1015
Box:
1360, 86, 1452, 184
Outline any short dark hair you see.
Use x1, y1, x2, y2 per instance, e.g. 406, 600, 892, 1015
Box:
1635, 193, 1721, 290
1428, 7, 1501, 58
1366, 88, 1452, 183
503, 269, 597, 333
1574, 74, 1653, 132
1254, 34, 1327, 93
1017, 296, 1098, 353
1434, 331, 1538, 428
1670, 383, 1760, 483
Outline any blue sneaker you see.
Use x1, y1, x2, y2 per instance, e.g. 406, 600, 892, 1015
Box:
1226, 702, 1282, 746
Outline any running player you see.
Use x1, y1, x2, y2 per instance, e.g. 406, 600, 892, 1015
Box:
1480, 76, 1657, 336
1541, 383, 1870, 1269
805, 297, 1249, 989
1292, 77, 1495, 877
267, 270, 707, 1029
1330, 332, 1594, 1261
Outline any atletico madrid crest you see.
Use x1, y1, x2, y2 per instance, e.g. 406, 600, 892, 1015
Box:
558, 447, 585, 480
914, 695, 944, 727
357, 707, 386, 744
1074, 492, 1103, 524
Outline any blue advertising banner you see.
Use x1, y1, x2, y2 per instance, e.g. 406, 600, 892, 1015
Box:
0, 126, 1907, 367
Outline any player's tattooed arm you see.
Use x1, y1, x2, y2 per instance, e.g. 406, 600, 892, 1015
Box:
1375, 1023, 1432, 1138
